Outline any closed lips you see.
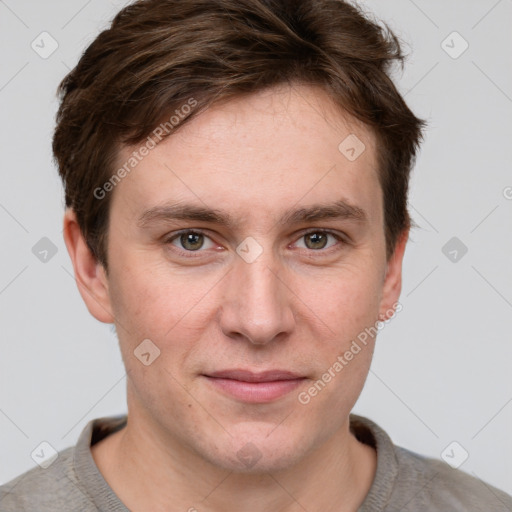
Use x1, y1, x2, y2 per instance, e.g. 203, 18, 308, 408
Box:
203, 369, 307, 403
204, 369, 305, 382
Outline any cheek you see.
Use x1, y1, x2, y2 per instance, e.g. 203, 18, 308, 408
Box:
296, 265, 381, 400
306, 264, 383, 340
109, 260, 197, 330
296, 276, 379, 419
107, 258, 223, 373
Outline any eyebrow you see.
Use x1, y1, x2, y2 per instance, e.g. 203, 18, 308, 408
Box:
137, 199, 368, 229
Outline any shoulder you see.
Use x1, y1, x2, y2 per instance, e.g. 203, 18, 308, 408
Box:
0, 447, 97, 512
350, 414, 512, 512
392, 446, 512, 511
0, 415, 127, 512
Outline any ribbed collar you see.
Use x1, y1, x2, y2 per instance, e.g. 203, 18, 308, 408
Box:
73, 413, 397, 511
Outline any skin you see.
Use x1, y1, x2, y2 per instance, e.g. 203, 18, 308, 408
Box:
63, 83, 408, 512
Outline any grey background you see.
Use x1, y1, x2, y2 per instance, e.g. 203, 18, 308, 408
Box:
1, 0, 511, 496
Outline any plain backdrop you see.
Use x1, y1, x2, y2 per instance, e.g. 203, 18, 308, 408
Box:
1, 0, 511, 497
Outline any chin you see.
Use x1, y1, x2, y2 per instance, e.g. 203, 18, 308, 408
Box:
198, 424, 318, 474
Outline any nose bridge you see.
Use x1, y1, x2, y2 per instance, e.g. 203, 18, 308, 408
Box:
220, 248, 294, 345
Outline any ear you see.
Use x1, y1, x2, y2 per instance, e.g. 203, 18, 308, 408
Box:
378, 228, 409, 321
62, 208, 114, 323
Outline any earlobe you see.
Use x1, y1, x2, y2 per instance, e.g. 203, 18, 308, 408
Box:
62, 208, 115, 324
379, 228, 409, 321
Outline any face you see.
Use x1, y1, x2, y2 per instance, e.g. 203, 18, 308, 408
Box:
72, 84, 406, 473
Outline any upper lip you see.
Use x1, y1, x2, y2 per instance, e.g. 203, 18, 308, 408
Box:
205, 369, 304, 382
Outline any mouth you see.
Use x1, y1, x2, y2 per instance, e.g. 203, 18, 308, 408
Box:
202, 369, 307, 403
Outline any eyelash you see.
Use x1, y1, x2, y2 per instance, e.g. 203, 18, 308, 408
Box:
164, 229, 347, 258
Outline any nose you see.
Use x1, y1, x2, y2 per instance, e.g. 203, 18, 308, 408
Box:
218, 254, 296, 346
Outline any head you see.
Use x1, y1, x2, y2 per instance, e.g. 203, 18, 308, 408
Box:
56, 0, 425, 472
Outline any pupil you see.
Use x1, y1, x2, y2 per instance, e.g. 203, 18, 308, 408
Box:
307, 233, 326, 249
182, 233, 203, 250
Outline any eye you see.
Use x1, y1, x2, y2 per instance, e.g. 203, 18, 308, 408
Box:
294, 230, 344, 251
164, 228, 346, 259
167, 230, 216, 252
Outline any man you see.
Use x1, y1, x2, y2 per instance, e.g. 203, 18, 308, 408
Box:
1, 0, 511, 510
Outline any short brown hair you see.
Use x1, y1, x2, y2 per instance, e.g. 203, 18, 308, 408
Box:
53, 0, 425, 271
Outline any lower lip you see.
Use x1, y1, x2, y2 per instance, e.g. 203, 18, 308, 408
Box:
204, 377, 306, 403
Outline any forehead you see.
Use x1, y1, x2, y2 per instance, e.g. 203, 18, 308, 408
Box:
111, 84, 381, 229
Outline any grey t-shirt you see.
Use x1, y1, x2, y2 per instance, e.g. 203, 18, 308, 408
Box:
1, 414, 510, 511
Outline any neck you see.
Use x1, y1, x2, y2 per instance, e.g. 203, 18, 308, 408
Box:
92, 409, 376, 512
